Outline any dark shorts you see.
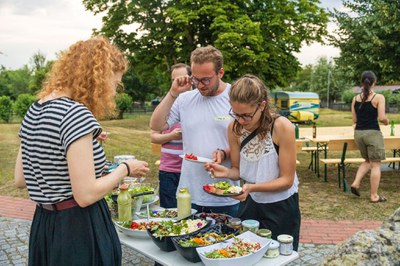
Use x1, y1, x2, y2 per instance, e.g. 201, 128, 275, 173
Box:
159, 170, 180, 208
29, 199, 121, 266
238, 193, 301, 251
354, 130, 386, 161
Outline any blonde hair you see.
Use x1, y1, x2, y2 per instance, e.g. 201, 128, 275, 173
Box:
229, 74, 277, 139
38, 36, 128, 118
190, 45, 223, 72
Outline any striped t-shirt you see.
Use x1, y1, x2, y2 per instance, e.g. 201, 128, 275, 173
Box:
18, 97, 105, 204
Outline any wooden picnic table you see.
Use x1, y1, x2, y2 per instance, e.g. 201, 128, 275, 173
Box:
301, 135, 400, 184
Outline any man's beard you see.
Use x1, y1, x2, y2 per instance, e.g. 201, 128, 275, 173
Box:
205, 79, 220, 96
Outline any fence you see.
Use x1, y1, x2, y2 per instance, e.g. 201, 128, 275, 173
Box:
331, 102, 399, 114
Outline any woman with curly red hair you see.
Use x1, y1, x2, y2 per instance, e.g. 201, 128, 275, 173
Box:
15, 36, 149, 265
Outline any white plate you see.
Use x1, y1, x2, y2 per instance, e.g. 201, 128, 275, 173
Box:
136, 207, 197, 219
114, 218, 169, 238
179, 154, 213, 164
196, 231, 271, 266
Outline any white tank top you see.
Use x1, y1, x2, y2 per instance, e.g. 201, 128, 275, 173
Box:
239, 130, 299, 203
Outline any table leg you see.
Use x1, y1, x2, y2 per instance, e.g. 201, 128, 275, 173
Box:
316, 143, 320, 178
324, 144, 328, 182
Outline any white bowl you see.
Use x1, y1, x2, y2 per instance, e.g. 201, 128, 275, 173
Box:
114, 218, 169, 238
196, 231, 271, 266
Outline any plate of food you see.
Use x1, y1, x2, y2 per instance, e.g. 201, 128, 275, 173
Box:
203, 181, 243, 197
114, 218, 169, 238
179, 153, 213, 164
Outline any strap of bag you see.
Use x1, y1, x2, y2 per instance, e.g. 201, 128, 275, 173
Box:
240, 128, 259, 151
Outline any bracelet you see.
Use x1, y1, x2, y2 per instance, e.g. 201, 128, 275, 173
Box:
169, 91, 178, 99
121, 162, 130, 176
218, 148, 227, 161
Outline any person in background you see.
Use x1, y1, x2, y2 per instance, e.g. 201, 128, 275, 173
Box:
205, 74, 301, 251
350, 70, 389, 203
150, 45, 240, 217
150, 63, 191, 208
14, 36, 149, 266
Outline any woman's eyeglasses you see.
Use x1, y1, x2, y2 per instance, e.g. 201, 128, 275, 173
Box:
190, 74, 216, 86
229, 105, 260, 121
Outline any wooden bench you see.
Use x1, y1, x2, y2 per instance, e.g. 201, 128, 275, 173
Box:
319, 137, 400, 192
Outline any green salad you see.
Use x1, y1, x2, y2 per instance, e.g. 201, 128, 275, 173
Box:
150, 219, 208, 238
129, 185, 155, 203
214, 181, 232, 190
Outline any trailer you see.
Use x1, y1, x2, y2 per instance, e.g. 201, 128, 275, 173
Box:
270, 91, 320, 123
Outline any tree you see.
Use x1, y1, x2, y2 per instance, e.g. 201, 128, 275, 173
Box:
115, 93, 133, 119
83, 0, 328, 92
0, 96, 13, 123
331, 0, 400, 84
13, 94, 36, 118
287, 64, 313, 92
0, 66, 31, 99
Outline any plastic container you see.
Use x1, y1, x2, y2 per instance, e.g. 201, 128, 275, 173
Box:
228, 218, 242, 230
257, 229, 272, 239
177, 188, 191, 220
264, 240, 280, 258
242, 219, 259, 233
277, 234, 294, 255
117, 184, 131, 222
114, 155, 136, 164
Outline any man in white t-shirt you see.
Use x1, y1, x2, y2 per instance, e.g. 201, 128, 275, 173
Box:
150, 46, 239, 216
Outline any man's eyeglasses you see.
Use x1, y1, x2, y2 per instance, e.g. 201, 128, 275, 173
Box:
229, 105, 260, 121
190, 74, 216, 86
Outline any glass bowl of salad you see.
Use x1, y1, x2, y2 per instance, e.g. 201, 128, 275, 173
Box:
171, 223, 239, 263
146, 216, 211, 252
129, 182, 158, 204
196, 231, 271, 266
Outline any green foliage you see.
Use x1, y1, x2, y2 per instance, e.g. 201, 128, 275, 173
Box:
0, 53, 51, 100
331, 0, 400, 83
29, 61, 52, 95
83, 0, 329, 93
13, 94, 36, 118
342, 90, 356, 104
0, 96, 13, 123
0, 66, 31, 99
115, 93, 133, 119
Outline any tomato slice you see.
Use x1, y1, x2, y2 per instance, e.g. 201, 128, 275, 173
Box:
130, 222, 139, 229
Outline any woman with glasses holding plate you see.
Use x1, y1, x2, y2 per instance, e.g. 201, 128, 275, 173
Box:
205, 74, 301, 251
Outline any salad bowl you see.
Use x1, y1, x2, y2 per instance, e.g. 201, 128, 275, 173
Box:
147, 217, 211, 252
196, 231, 271, 266
172, 223, 239, 263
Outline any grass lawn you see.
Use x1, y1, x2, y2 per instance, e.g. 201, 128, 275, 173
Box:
1, 109, 399, 221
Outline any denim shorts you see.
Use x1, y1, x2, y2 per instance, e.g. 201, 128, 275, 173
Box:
354, 130, 386, 161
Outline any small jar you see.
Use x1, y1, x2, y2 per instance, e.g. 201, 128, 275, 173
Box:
242, 219, 260, 233
264, 240, 280, 258
277, 234, 294, 256
228, 218, 242, 230
257, 229, 272, 239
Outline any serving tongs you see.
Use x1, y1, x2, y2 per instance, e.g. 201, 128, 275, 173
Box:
131, 191, 154, 198
111, 190, 154, 203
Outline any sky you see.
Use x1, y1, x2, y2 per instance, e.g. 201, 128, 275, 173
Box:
0, 0, 343, 70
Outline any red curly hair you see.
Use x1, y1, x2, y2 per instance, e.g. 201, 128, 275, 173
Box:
38, 36, 128, 118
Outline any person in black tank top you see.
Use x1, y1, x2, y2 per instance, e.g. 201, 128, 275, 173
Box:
350, 71, 390, 203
